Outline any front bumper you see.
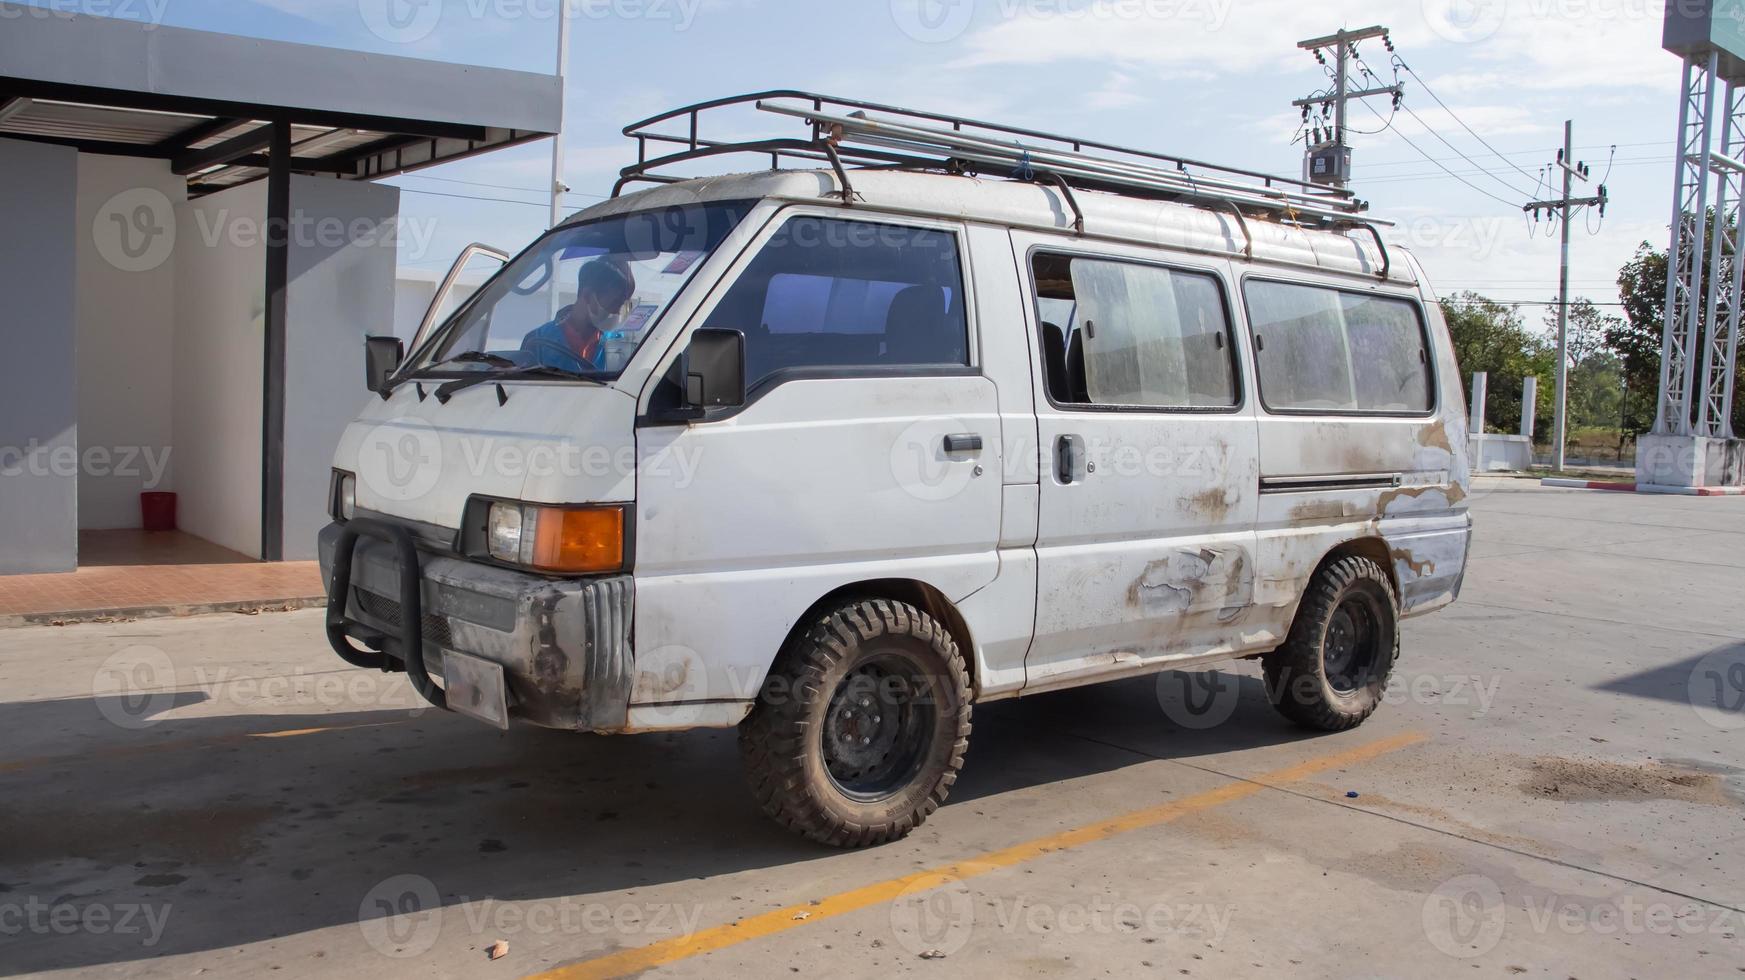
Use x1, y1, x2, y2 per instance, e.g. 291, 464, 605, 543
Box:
318, 520, 634, 731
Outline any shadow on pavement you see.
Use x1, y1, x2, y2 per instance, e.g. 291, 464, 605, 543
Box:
0, 667, 1311, 975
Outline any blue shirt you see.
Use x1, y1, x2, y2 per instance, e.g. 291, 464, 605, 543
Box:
520, 317, 606, 375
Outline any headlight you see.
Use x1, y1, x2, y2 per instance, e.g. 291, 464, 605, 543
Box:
486, 502, 524, 562
484, 501, 625, 574
332, 471, 356, 522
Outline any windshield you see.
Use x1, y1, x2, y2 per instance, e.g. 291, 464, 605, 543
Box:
404, 200, 754, 381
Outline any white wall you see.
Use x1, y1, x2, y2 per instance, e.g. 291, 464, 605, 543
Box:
0, 138, 80, 573
172, 183, 265, 558
281, 176, 400, 560
74, 154, 183, 529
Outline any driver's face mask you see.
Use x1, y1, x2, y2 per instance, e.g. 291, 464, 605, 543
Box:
589, 293, 632, 334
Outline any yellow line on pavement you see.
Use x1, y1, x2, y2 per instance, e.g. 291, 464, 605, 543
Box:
526, 730, 1427, 980
0, 720, 402, 774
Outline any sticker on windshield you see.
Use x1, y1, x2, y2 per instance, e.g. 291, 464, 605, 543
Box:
619, 304, 660, 335
662, 250, 705, 275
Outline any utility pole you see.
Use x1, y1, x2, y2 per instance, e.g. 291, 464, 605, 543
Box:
1293, 25, 1404, 188
1523, 120, 1609, 472
548, 0, 572, 231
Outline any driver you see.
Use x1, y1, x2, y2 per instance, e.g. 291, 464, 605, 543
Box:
521, 256, 636, 374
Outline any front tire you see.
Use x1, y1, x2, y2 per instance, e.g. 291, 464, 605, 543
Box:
738, 599, 971, 848
1263, 555, 1400, 732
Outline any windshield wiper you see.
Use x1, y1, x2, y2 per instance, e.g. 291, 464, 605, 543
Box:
434, 364, 604, 404
436, 350, 518, 369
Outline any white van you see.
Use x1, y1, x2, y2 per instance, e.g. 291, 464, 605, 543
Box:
321, 94, 1471, 847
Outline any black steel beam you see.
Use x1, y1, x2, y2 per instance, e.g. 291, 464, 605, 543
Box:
261, 122, 291, 563
227, 153, 360, 175
153, 115, 247, 153
0, 130, 169, 159
0, 78, 494, 142
173, 123, 274, 175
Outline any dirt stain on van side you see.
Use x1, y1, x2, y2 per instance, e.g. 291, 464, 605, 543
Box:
1128, 548, 1253, 618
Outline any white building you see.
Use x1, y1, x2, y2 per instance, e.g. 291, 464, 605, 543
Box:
0, 6, 560, 573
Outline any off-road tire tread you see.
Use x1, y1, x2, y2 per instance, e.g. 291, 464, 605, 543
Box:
738, 598, 972, 848
1263, 555, 1400, 732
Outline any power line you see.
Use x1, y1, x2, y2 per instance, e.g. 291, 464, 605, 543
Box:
1392, 56, 1546, 187
1357, 98, 1526, 209
1394, 100, 1540, 199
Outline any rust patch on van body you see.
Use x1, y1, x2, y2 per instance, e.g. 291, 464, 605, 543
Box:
1391, 547, 1436, 578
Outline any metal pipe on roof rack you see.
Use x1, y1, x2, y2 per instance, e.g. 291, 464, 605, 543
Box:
649, 89, 1351, 199
830, 128, 1381, 226
756, 101, 1370, 219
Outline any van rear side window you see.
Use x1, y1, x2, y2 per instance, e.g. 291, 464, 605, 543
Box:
702, 216, 968, 392
1243, 281, 1432, 414
1031, 253, 1237, 410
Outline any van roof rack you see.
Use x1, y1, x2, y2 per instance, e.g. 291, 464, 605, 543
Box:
615, 91, 1384, 230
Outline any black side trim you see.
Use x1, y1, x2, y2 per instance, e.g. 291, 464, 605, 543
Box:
1259, 474, 1401, 494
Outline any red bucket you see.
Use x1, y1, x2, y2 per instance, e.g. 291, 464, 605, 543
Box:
141, 492, 178, 532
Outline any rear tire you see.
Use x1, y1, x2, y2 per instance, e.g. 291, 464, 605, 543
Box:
1263, 555, 1399, 732
738, 598, 971, 848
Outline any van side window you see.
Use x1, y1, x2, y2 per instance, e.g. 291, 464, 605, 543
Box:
1243, 281, 1432, 414
1031, 253, 1237, 409
702, 216, 969, 391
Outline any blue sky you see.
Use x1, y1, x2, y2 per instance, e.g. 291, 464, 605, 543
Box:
38, 0, 1686, 324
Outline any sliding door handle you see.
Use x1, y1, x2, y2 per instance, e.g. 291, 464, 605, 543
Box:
943, 433, 983, 454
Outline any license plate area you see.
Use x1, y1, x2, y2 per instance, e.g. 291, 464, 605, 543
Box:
443, 650, 509, 730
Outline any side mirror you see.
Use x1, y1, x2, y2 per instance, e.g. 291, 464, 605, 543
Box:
682, 327, 746, 410
364, 336, 404, 393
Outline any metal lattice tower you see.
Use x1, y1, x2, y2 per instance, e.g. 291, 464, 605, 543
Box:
1658, 53, 1717, 435
1659, 50, 1745, 437
1698, 78, 1745, 438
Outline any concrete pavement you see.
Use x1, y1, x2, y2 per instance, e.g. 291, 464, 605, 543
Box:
1, 479, 1742, 978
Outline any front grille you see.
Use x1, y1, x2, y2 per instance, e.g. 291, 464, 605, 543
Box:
353, 588, 455, 650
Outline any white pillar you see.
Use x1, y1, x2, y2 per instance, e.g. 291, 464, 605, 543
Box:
1520, 376, 1538, 441
1470, 372, 1488, 435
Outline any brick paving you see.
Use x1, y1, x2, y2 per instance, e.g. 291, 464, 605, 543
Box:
0, 530, 324, 625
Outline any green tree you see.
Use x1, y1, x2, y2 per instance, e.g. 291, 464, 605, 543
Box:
1614, 231, 1745, 436
1611, 242, 1667, 435
1440, 291, 1553, 437
1545, 299, 1626, 435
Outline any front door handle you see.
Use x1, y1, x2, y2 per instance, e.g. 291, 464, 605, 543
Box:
943, 433, 983, 454
1056, 434, 1082, 485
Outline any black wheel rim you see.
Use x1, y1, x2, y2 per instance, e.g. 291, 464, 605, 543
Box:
1323, 594, 1383, 695
822, 653, 935, 802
